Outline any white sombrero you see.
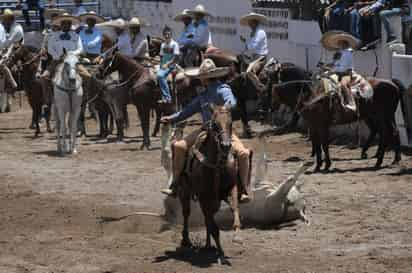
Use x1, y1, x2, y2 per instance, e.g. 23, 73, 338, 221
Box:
129, 17, 149, 27
321, 30, 360, 51
188, 4, 211, 17
44, 8, 66, 20
0, 9, 21, 19
185, 58, 230, 79
174, 9, 192, 21
52, 13, 80, 25
240, 12, 268, 26
97, 18, 127, 29
79, 11, 105, 24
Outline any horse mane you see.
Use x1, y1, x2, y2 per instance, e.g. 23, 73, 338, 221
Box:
24, 45, 39, 53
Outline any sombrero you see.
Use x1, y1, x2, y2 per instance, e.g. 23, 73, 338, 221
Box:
52, 13, 80, 25
188, 4, 211, 17
44, 8, 66, 20
185, 58, 230, 79
0, 9, 21, 19
174, 9, 192, 22
97, 18, 127, 29
240, 12, 268, 26
204, 47, 238, 66
129, 17, 149, 27
79, 11, 105, 24
321, 30, 360, 50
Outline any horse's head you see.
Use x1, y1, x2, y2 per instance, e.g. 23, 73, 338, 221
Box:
259, 57, 281, 84
60, 50, 80, 87
6, 41, 27, 66
98, 49, 120, 79
208, 104, 232, 157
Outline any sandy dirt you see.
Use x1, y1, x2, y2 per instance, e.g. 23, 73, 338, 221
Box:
1, 98, 412, 273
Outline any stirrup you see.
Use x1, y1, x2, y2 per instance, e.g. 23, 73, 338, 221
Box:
240, 194, 251, 203
161, 188, 176, 197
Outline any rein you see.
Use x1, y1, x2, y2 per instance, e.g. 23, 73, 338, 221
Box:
17, 53, 41, 69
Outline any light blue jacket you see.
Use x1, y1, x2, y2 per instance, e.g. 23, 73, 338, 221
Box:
79, 27, 103, 55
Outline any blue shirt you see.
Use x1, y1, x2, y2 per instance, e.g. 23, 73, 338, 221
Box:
170, 81, 237, 124
79, 27, 103, 55
192, 18, 211, 48
22, 0, 45, 9
178, 23, 195, 47
246, 25, 268, 56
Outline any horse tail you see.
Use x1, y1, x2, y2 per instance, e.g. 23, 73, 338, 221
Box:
392, 78, 407, 118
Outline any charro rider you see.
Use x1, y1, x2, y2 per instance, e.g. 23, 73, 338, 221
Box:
239, 12, 269, 63
79, 11, 104, 60
175, 9, 195, 50
0, 9, 22, 100
42, 13, 89, 82
160, 58, 252, 203
322, 31, 360, 112
187, 4, 212, 50
128, 17, 149, 63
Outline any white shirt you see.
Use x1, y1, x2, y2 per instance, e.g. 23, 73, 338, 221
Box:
130, 32, 148, 59
117, 31, 133, 57
0, 22, 24, 50
47, 31, 83, 60
246, 25, 268, 56
333, 48, 353, 73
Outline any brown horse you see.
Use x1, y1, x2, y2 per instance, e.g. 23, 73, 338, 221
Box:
98, 51, 162, 149
178, 105, 240, 265
271, 74, 403, 172
8, 44, 53, 136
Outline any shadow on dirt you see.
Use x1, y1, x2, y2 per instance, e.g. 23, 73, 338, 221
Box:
153, 246, 231, 268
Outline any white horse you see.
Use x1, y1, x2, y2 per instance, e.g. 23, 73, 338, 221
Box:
53, 51, 83, 155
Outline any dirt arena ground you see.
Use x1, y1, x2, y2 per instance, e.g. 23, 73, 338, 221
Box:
1, 98, 412, 273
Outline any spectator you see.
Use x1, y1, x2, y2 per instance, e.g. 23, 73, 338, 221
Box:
17, 0, 46, 30
325, 0, 355, 32
73, 0, 87, 16
379, 0, 410, 43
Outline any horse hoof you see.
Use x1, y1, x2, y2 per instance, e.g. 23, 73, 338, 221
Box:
361, 152, 368, 160
324, 161, 332, 171
72, 149, 78, 155
217, 254, 230, 266
374, 162, 383, 169
391, 159, 401, 166
180, 239, 192, 249
313, 166, 321, 173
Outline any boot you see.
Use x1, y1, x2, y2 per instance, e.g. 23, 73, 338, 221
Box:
161, 178, 178, 197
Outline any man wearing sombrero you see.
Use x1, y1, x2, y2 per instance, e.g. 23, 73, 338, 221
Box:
79, 11, 104, 60
240, 12, 268, 62
17, 0, 46, 30
175, 9, 195, 48
187, 4, 212, 50
128, 17, 149, 62
160, 58, 252, 203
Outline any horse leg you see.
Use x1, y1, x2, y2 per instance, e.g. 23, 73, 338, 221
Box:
45, 103, 53, 133
374, 120, 386, 168
312, 130, 323, 172
34, 105, 41, 137
179, 186, 192, 248
136, 104, 151, 150
152, 107, 161, 137
205, 209, 228, 265
320, 128, 331, 171
391, 117, 402, 165
361, 118, 378, 159
71, 97, 82, 154
230, 184, 241, 232
238, 98, 252, 138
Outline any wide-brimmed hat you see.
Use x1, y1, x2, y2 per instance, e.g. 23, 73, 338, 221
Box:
0, 9, 20, 19
52, 13, 80, 25
240, 12, 268, 26
185, 58, 230, 79
129, 17, 149, 27
174, 9, 192, 21
44, 8, 66, 20
79, 11, 105, 24
321, 30, 360, 50
97, 18, 127, 29
188, 4, 211, 17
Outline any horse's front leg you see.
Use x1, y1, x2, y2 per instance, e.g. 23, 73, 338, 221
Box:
136, 103, 151, 150
179, 185, 192, 248
70, 97, 82, 154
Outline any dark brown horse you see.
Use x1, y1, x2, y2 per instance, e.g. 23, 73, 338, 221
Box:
270, 73, 404, 172
8, 44, 53, 136
98, 51, 162, 149
179, 105, 240, 264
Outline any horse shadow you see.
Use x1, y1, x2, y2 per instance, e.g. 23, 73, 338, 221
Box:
153, 246, 232, 268
32, 150, 63, 157
385, 167, 412, 176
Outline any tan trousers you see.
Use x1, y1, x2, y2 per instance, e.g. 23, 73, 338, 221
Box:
172, 128, 251, 194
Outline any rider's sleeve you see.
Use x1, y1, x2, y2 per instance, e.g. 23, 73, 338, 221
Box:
219, 85, 237, 109
0, 26, 6, 49
246, 29, 264, 53
87, 30, 102, 49
134, 39, 149, 58
170, 95, 201, 123
9, 25, 24, 44
192, 23, 210, 48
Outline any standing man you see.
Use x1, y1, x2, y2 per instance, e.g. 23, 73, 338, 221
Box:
157, 26, 179, 104
17, 0, 47, 29
73, 0, 87, 16
188, 4, 212, 50
128, 17, 149, 62
79, 11, 104, 59
175, 9, 195, 48
240, 12, 269, 62
160, 58, 252, 203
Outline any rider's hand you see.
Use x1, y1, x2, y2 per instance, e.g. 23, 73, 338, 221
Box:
161, 116, 173, 124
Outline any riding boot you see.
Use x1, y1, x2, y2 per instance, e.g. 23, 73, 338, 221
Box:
161, 140, 188, 197
231, 135, 252, 203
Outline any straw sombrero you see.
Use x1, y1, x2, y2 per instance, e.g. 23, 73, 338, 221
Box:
97, 18, 127, 29
44, 8, 66, 20
79, 11, 105, 24
185, 59, 230, 79
129, 17, 149, 27
52, 13, 80, 25
321, 30, 360, 51
188, 4, 211, 17
240, 12, 268, 26
174, 9, 192, 22
0, 9, 21, 19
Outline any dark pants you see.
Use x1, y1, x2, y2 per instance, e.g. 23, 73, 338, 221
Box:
22, 0, 45, 29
